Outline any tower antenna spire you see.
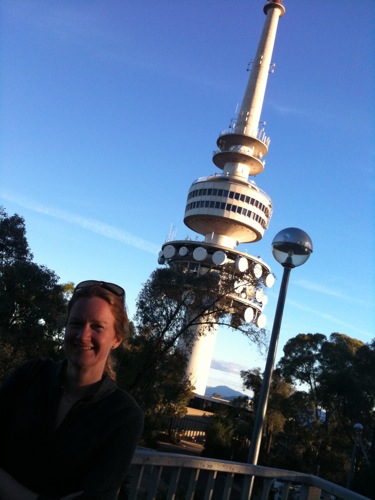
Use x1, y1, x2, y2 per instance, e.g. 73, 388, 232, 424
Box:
235, 0, 285, 138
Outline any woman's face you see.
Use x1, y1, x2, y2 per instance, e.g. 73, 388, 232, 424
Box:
65, 296, 121, 377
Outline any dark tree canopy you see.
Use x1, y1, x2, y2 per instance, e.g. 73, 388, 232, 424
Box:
274, 332, 375, 493
134, 266, 267, 350
117, 264, 268, 444
229, 332, 375, 495
129, 265, 267, 408
277, 333, 326, 421
241, 367, 294, 460
0, 207, 68, 380
277, 332, 375, 432
318, 333, 375, 432
0, 207, 31, 265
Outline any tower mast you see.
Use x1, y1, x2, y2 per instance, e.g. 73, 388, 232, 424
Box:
159, 0, 285, 396
236, 0, 285, 138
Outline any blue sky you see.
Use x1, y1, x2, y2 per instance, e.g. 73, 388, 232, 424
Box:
1, 0, 374, 395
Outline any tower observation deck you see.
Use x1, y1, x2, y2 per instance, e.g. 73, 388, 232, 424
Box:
158, 0, 285, 396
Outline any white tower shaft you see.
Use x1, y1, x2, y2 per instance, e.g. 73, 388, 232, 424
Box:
235, 2, 285, 137
185, 318, 218, 396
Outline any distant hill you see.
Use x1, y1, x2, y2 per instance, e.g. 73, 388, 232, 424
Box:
205, 385, 249, 400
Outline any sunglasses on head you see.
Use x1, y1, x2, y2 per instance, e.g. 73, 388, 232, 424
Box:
74, 280, 126, 302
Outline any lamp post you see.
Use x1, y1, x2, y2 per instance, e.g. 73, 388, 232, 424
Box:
347, 423, 370, 489
347, 423, 363, 489
247, 228, 313, 469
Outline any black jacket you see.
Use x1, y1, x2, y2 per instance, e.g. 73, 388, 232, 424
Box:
0, 358, 143, 499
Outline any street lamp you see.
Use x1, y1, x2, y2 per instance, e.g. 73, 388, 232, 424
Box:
347, 424, 363, 489
247, 228, 313, 468
347, 423, 370, 489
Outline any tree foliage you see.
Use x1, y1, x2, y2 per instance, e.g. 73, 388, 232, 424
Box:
241, 367, 294, 461
274, 332, 375, 494
202, 411, 236, 460
277, 333, 326, 421
134, 266, 266, 349
0, 207, 68, 380
0, 207, 31, 265
279, 333, 375, 435
117, 265, 267, 445
131, 266, 267, 394
202, 400, 253, 462
221, 332, 375, 495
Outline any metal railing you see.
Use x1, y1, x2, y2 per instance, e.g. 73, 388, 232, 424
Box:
218, 128, 271, 148
126, 448, 370, 499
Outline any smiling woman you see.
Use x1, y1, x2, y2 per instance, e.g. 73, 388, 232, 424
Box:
0, 281, 144, 500
65, 282, 127, 383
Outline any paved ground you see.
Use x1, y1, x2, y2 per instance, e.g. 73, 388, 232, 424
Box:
156, 439, 204, 456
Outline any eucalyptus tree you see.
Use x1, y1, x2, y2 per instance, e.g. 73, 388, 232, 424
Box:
116, 264, 267, 442
277, 332, 375, 488
0, 207, 68, 380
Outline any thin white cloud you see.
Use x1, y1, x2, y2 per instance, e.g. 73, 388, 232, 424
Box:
12, 1, 228, 93
210, 360, 255, 395
8, 1, 99, 43
211, 359, 249, 375
286, 297, 371, 340
294, 279, 370, 307
1, 192, 160, 255
271, 103, 333, 125
272, 103, 310, 117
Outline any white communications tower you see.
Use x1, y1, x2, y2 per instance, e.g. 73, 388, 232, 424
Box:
158, 0, 286, 395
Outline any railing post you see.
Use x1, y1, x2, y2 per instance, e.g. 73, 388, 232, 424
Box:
300, 485, 321, 500
261, 478, 273, 499
186, 468, 200, 499
281, 482, 290, 499
127, 464, 144, 500
166, 466, 181, 499
222, 472, 234, 499
240, 474, 252, 500
146, 465, 163, 500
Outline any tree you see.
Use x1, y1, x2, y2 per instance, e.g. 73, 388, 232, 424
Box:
0, 207, 68, 380
132, 266, 266, 388
134, 266, 266, 350
202, 410, 236, 460
0, 207, 31, 264
277, 333, 326, 421
116, 265, 267, 445
241, 367, 294, 463
117, 268, 201, 417
202, 397, 254, 462
116, 338, 195, 445
277, 332, 375, 491
117, 337, 193, 406
319, 334, 374, 428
